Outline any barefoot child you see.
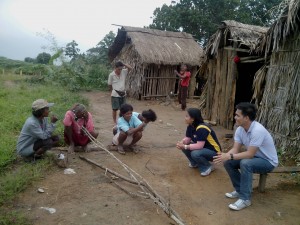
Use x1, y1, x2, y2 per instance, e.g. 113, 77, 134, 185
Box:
113, 109, 157, 135
112, 104, 146, 154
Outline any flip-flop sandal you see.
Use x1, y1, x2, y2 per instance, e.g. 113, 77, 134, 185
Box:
117, 146, 126, 155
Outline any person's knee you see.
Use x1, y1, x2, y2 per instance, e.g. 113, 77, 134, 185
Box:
118, 131, 127, 139
190, 150, 202, 159
135, 131, 142, 139
240, 159, 253, 171
91, 131, 99, 138
224, 160, 233, 169
113, 127, 118, 135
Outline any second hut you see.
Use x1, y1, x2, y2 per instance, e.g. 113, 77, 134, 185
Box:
108, 26, 204, 99
201, 20, 268, 129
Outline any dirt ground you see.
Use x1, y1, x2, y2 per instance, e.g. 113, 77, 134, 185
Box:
15, 91, 300, 225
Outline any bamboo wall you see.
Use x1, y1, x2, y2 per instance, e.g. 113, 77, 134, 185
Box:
141, 65, 178, 98
117, 44, 199, 99
204, 48, 238, 129
257, 32, 300, 157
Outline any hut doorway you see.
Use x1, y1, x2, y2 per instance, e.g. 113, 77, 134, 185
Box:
234, 62, 263, 106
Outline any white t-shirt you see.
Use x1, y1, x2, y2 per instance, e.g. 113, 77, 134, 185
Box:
235, 121, 278, 167
107, 68, 128, 97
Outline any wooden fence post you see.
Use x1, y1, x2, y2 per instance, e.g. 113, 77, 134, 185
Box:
20, 70, 23, 76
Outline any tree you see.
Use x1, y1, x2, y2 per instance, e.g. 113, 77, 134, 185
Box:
86, 31, 116, 67
36, 52, 51, 64
149, 0, 281, 45
24, 57, 35, 63
48, 48, 64, 65
65, 40, 80, 61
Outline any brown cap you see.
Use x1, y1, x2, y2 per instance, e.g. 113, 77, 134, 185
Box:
32, 99, 54, 111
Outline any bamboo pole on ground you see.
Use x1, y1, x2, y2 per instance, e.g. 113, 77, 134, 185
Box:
80, 127, 185, 225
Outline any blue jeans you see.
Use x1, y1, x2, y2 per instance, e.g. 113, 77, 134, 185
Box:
224, 157, 275, 200
182, 148, 217, 173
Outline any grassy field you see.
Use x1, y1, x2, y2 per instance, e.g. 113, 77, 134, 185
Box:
0, 73, 88, 224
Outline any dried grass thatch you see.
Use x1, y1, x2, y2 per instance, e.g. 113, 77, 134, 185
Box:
256, 0, 300, 55
109, 26, 203, 66
205, 20, 268, 57
255, 0, 300, 158
199, 20, 267, 129
108, 26, 204, 99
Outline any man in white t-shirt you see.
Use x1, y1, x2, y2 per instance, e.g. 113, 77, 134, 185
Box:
108, 61, 132, 125
213, 102, 278, 211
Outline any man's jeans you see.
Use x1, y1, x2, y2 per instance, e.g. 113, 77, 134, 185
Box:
224, 157, 275, 200
182, 148, 217, 172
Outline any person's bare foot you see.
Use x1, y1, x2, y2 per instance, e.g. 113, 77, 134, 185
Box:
128, 145, 140, 154
117, 145, 125, 155
83, 145, 91, 152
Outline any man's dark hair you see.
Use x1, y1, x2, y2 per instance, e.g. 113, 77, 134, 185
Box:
32, 107, 47, 118
236, 102, 257, 121
187, 108, 204, 127
119, 103, 133, 117
142, 109, 157, 122
115, 61, 124, 68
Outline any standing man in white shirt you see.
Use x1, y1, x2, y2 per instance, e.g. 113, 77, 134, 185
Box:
108, 61, 133, 125
213, 102, 278, 211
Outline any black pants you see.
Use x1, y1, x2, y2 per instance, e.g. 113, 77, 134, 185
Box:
178, 85, 188, 110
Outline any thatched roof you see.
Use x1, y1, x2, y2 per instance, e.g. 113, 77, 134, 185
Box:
205, 20, 268, 57
256, 0, 300, 54
108, 26, 204, 66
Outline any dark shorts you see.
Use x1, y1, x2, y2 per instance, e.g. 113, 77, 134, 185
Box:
111, 96, 126, 110
33, 135, 60, 152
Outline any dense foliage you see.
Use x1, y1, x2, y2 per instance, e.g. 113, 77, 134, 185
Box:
36, 52, 51, 64
149, 0, 282, 44
86, 31, 116, 67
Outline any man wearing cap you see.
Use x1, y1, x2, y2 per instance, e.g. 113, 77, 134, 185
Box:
17, 99, 59, 159
108, 61, 133, 125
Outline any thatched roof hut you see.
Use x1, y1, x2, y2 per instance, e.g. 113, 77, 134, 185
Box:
253, 0, 300, 157
200, 20, 268, 129
108, 26, 204, 99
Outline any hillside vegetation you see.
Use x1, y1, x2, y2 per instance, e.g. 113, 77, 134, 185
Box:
0, 71, 88, 224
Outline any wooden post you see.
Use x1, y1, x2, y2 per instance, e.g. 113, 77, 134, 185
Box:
188, 67, 196, 98
2, 69, 4, 75
258, 174, 267, 192
20, 70, 22, 76
220, 49, 229, 127
224, 45, 238, 129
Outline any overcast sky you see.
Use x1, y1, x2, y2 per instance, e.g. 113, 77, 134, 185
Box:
0, 0, 171, 60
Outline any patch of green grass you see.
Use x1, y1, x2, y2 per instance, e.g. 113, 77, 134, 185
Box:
0, 210, 31, 225
0, 156, 54, 205
0, 73, 90, 223
0, 73, 87, 170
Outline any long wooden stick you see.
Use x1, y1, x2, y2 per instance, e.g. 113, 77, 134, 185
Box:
80, 128, 185, 225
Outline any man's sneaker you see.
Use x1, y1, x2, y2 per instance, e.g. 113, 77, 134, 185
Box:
188, 162, 198, 168
225, 190, 240, 199
200, 166, 215, 176
229, 199, 251, 211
